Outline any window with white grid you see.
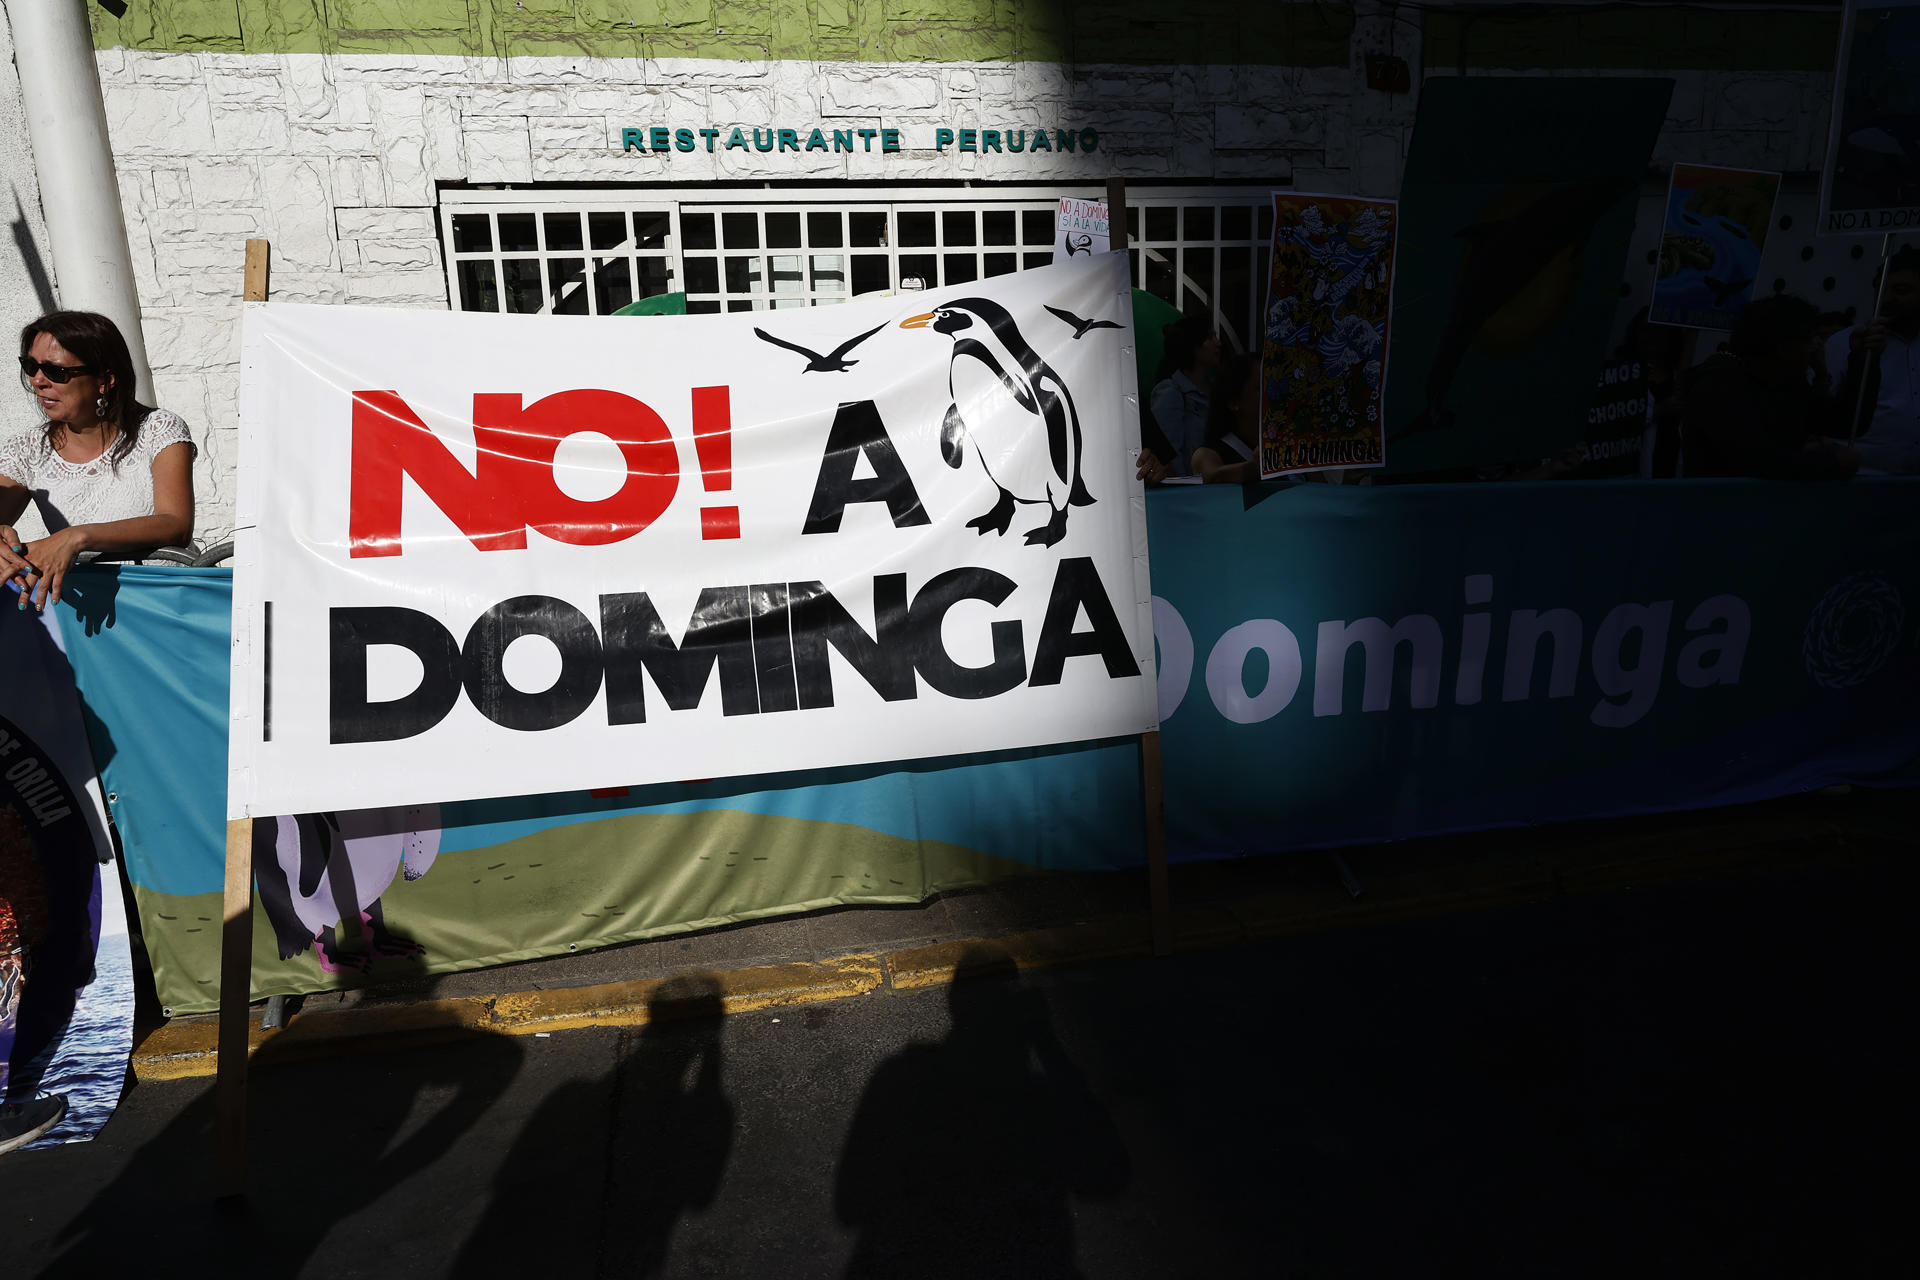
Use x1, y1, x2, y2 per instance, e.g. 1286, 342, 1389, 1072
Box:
441, 187, 1274, 348
1126, 198, 1275, 355
443, 204, 675, 316
674, 200, 1062, 312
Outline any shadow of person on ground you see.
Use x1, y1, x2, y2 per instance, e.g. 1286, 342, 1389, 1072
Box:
452, 972, 734, 1277
28, 945, 524, 1277
836, 945, 1132, 1279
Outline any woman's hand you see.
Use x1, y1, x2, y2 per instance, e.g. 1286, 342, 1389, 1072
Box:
0, 525, 31, 602
1805, 437, 1862, 474
1135, 448, 1169, 485
1849, 321, 1888, 357
19, 527, 89, 611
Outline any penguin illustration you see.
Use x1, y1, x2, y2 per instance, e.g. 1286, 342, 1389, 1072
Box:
900, 297, 1095, 547
253, 805, 441, 974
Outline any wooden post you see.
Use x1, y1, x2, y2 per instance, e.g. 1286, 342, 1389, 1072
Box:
1140, 728, 1170, 955
214, 816, 253, 1198
1105, 176, 1130, 290
243, 237, 270, 303
214, 238, 270, 1199
1106, 178, 1173, 957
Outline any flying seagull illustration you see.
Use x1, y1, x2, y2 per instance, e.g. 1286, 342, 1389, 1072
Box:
1044, 305, 1123, 340
1704, 273, 1753, 307
752, 321, 888, 372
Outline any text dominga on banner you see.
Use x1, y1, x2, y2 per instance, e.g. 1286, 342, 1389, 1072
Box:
328, 558, 1140, 743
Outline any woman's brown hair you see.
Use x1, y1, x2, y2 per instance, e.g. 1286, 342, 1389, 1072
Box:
19, 310, 152, 466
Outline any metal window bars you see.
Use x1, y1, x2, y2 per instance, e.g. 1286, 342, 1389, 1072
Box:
440, 186, 1275, 352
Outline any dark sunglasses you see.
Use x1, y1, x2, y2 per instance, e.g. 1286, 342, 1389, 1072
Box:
19, 355, 98, 384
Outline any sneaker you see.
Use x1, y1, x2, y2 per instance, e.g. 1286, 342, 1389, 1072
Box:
0, 1094, 68, 1155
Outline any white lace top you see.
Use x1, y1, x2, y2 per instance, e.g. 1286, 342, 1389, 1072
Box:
0, 409, 195, 533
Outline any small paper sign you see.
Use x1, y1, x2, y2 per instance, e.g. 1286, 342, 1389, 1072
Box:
1053, 198, 1110, 263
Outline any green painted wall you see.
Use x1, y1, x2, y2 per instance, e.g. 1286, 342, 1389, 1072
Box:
1422, 7, 1842, 74
89, 0, 1356, 66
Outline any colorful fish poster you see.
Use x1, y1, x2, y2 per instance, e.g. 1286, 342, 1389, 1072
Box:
1258, 193, 1397, 477
0, 605, 131, 1150
1821, 0, 1920, 236
1383, 77, 1672, 474
1650, 165, 1782, 330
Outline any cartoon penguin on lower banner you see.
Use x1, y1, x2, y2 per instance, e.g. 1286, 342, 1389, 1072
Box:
901, 297, 1095, 547
253, 805, 441, 974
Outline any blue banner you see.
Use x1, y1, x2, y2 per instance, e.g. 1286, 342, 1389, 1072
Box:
53, 481, 1920, 1012
1149, 480, 1919, 854
56, 567, 1141, 1013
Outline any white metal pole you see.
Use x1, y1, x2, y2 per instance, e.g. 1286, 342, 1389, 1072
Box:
7, 0, 153, 401
1849, 232, 1894, 445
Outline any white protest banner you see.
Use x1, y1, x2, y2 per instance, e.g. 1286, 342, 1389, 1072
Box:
229, 255, 1156, 817
1052, 198, 1110, 263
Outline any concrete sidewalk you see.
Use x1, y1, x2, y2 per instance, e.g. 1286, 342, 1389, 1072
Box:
131, 788, 1915, 1079
20, 825, 1912, 1279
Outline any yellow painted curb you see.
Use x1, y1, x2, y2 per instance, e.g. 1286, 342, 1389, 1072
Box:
131, 956, 886, 1080
487, 955, 885, 1034
128, 825, 1909, 1082
887, 908, 1244, 990
132, 996, 498, 1080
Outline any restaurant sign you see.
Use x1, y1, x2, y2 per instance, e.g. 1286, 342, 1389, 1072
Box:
620, 125, 1102, 156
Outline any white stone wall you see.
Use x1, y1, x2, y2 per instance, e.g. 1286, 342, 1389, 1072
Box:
97, 48, 1382, 541
0, 7, 59, 538
84, 29, 1840, 541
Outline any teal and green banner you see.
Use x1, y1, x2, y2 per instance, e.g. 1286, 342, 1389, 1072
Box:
56, 564, 1139, 1013
1385, 77, 1673, 474
55, 481, 1920, 1013
1150, 480, 1918, 853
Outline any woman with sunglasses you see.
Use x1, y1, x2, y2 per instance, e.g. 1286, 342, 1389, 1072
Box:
0, 311, 194, 612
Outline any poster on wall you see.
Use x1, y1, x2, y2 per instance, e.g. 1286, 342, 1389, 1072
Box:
0, 605, 131, 1150
1566, 356, 1650, 478
1258, 193, 1397, 477
1383, 76, 1672, 474
1821, 0, 1920, 236
1650, 165, 1782, 329
1052, 198, 1110, 262
229, 254, 1159, 819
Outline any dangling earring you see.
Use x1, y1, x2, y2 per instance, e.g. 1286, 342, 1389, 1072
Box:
96, 394, 109, 418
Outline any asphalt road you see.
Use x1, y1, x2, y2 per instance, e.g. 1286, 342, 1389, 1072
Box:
7, 847, 1911, 1278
